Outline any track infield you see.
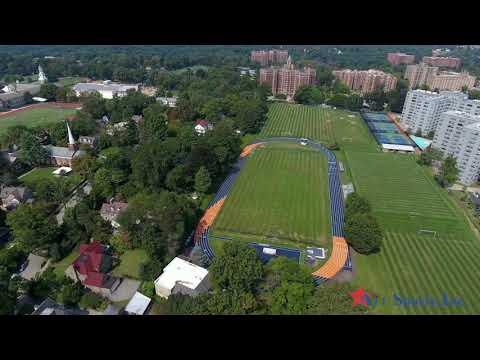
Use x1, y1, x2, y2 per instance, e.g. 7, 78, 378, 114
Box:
211, 142, 332, 248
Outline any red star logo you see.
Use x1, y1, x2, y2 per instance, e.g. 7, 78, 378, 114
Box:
350, 288, 369, 307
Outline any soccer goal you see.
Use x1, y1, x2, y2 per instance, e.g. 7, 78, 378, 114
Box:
342, 137, 353, 143
418, 229, 437, 238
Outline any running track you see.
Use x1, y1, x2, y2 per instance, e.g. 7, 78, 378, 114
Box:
194, 137, 352, 284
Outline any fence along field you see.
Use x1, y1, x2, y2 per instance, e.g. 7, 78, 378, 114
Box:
212, 144, 331, 247
260, 103, 334, 143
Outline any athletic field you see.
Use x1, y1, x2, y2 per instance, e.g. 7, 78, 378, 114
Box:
260, 103, 334, 143
0, 106, 77, 135
343, 150, 480, 314
211, 142, 331, 248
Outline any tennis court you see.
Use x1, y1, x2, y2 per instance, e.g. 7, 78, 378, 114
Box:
361, 111, 414, 147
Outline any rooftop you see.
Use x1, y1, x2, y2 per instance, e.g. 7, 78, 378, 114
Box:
154, 257, 209, 291
73, 82, 138, 93
124, 292, 151, 315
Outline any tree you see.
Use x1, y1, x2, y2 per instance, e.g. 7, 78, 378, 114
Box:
165, 165, 191, 193
307, 283, 368, 314
6, 203, 59, 251
23, 91, 33, 104
259, 257, 316, 315
57, 279, 84, 306
417, 147, 442, 166
209, 241, 263, 293
194, 166, 211, 194
39, 83, 59, 101
80, 93, 106, 119
141, 103, 168, 143
344, 213, 383, 254
17, 132, 48, 167
438, 155, 459, 187
294, 85, 323, 105
344, 193, 371, 219
71, 154, 97, 179
415, 129, 423, 137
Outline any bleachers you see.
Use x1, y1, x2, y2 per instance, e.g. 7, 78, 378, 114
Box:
249, 243, 301, 264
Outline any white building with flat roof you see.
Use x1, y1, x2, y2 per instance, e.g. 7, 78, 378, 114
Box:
124, 292, 151, 315
432, 111, 480, 184
154, 257, 209, 299
73, 82, 139, 99
401, 89, 480, 135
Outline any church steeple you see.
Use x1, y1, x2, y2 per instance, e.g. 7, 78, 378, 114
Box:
66, 122, 77, 151
38, 65, 47, 84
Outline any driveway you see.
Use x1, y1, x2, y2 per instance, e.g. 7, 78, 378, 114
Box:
20, 254, 50, 280
106, 278, 141, 302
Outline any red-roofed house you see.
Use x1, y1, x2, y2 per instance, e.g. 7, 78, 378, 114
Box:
194, 119, 213, 135
66, 241, 121, 296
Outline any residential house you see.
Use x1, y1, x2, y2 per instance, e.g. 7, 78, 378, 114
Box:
154, 256, 210, 299
100, 200, 128, 228
31, 297, 89, 315
194, 119, 213, 135
66, 241, 122, 297
131, 115, 143, 125
0, 186, 33, 211
79, 135, 97, 148
156, 96, 177, 108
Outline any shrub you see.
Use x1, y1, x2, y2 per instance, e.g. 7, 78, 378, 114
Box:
344, 213, 382, 254
79, 292, 107, 310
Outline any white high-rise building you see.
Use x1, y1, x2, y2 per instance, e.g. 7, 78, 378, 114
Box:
400, 89, 480, 135
432, 111, 480, 184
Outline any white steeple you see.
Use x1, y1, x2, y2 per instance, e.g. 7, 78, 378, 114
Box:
38, 65, 47, 84
66, 122, 76, 151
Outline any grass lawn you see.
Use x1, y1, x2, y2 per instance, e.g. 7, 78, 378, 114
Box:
52, 249, 80, 278
0, 107, 77, 135
112, 249, 149, 279
341, 148, 480, 314
19, 167, 83, 192
329, 110, 379, 153
211, 142, 331, 247
259, 103, 334, 143
55, 76, 85, 87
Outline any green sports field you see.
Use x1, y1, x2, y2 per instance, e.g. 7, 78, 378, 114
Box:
342, 150, 480, 314
260, 103, 334, 143
211, 142, 331, 248
0, 107, 77, 135
209, 102, 480, 314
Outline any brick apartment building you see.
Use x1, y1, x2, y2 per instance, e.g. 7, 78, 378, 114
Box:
405, 63, 476, 91
251, 49, 289, 66
387, 52, 415, 66
259, 57, 316, 98
332, 69, 397, 94
422, 56, 462, 69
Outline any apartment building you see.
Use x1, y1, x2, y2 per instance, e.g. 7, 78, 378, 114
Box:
259, 57, 316, 98
251, 49, 289, 66
387, 52, 415, 66
423, 56, 462, 69
404, 63, 476, 91
432, 111, 480, 184
332, 69, 397, 94
400, 89, 480, 135
405, 63, 439, 89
